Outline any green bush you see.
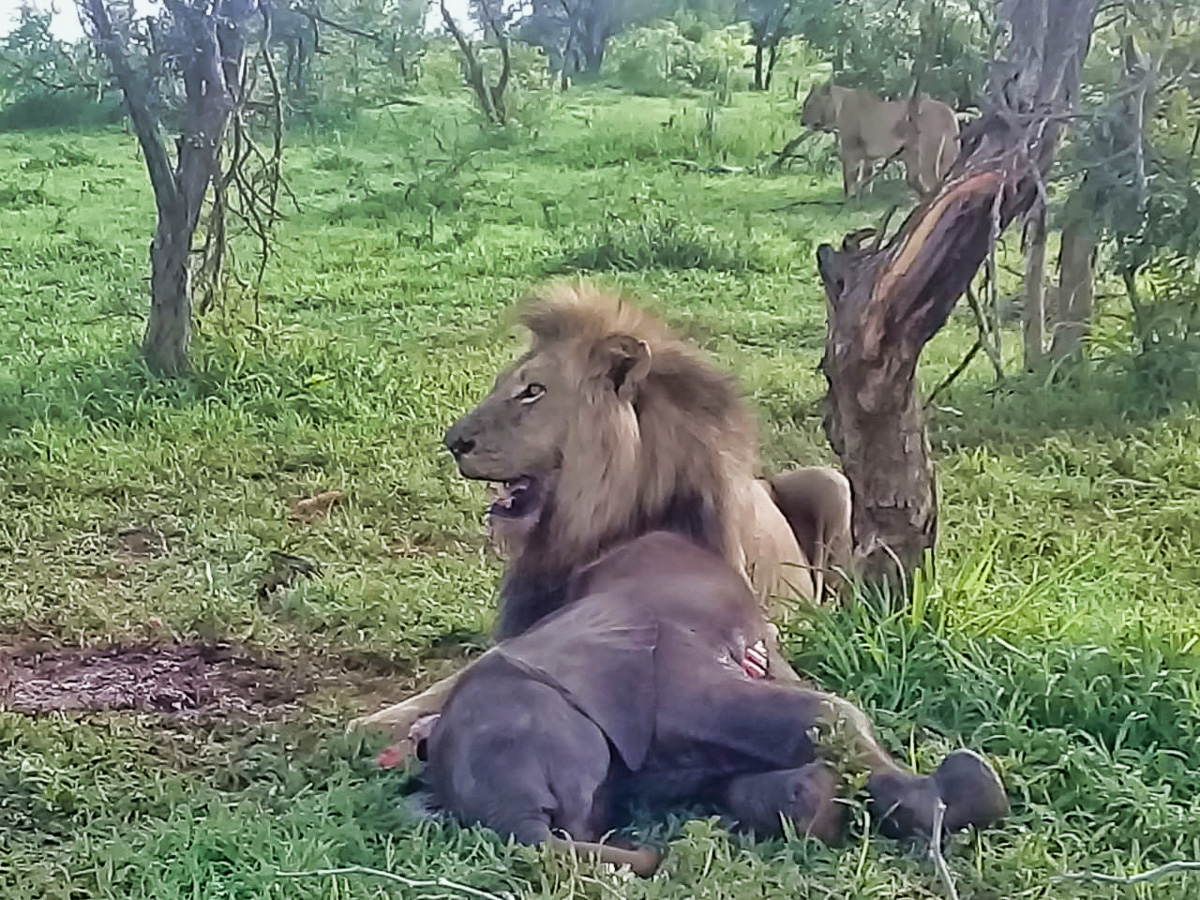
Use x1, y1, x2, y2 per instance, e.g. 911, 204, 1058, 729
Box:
605, 21, 752, 98
0, 90, 123, 131
553, 203, 794, 274
419, 40, 471, 97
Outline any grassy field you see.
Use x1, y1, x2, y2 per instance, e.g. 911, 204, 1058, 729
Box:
1, 85, 1199, 899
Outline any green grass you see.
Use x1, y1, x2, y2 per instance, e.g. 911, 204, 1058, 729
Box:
1, 85, 1199, 899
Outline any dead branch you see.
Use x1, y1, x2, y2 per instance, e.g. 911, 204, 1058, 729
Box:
771, 128, 815, 171
965, 282, 1005, 380
925, 340, 983, 409
816, 0, 1101, 585
872, 205, 900, 251
817, 114, 1045, 583
1055, 860, 1200, 886
294, 5, 382, 44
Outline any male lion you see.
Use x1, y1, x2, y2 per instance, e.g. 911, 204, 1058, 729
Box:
351, 284, 852, 745
387, 286, 1007, 874
800, 81, 959, 198
353, 285, 1007, 874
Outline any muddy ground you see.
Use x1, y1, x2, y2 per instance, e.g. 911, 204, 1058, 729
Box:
0, 640, 310, 718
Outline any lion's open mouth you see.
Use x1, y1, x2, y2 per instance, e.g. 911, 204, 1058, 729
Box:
487, 476, 542, 520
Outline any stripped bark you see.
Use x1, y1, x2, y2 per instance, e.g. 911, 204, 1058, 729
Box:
817, 0, 1101, 587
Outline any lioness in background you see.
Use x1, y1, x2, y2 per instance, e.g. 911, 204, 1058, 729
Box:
800, 81, 960, 198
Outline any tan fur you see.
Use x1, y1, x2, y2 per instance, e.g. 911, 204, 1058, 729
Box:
800, 81, 960, 198
349, 284, 851, 737
513, 285, 760, 581
353, 287, 1008, 850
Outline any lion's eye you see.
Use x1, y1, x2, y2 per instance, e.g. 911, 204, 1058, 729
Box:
516, 383, 545, 404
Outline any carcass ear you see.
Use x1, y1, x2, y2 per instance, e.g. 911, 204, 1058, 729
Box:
497, 598, 658, 771
590, 335, 651, 401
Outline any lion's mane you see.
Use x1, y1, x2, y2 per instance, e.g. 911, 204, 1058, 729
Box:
495, 284, 761, 638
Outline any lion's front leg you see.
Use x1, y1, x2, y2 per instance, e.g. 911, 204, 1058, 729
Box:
347, 668, 462, 738
839, 138, 864, 197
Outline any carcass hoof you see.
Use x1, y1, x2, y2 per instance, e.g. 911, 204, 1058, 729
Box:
867, 749, 1007, 840
725, 762, 846, 845
374, 714, 441, 769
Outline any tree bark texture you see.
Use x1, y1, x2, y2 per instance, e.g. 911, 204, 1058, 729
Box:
1050, 188, 1097, 361
441, 0, 509, 125
1022, 205, 1048, 369
146, 211, 193, 376
818, 138, 1038, 584
84, 0, 246, 375
816, 0, 1100, 587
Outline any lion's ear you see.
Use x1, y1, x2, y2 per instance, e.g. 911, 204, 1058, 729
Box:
591, 335, 651, 401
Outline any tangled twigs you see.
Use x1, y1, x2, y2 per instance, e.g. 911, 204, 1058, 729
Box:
276, 866, 509, 900
1055, 860, 1200, 885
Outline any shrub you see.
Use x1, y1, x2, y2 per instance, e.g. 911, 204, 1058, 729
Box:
605, 21, 752, 98
553, 203, 794, 274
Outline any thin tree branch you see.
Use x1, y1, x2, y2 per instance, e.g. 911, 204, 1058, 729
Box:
925, 339, 983, 408
82, 0, 179, 213
294, 5, 382, 43
965, 282, 1005, 380
929, 799, 960, 900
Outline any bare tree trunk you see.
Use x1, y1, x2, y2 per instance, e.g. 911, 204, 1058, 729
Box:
441, 0, 508, 126
1022, 205, 1047, 369
146, 211, 192, 374
818, 158, 1038, 583
817, 0, 1100, 587
752, 44, 764, 90
765, 42, 778, 91
1050, 188, 1096, 361
84, 0, 248, 375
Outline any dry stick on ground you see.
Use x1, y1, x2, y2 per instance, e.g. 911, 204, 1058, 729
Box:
1055, 860, 1200, 886
929, 799, 960, 900
276, 866, 507, 900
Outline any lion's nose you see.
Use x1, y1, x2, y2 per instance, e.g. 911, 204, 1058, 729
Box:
444, 426, 476, 459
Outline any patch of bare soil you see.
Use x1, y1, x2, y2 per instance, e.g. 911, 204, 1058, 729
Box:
0, 641, 304, 718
